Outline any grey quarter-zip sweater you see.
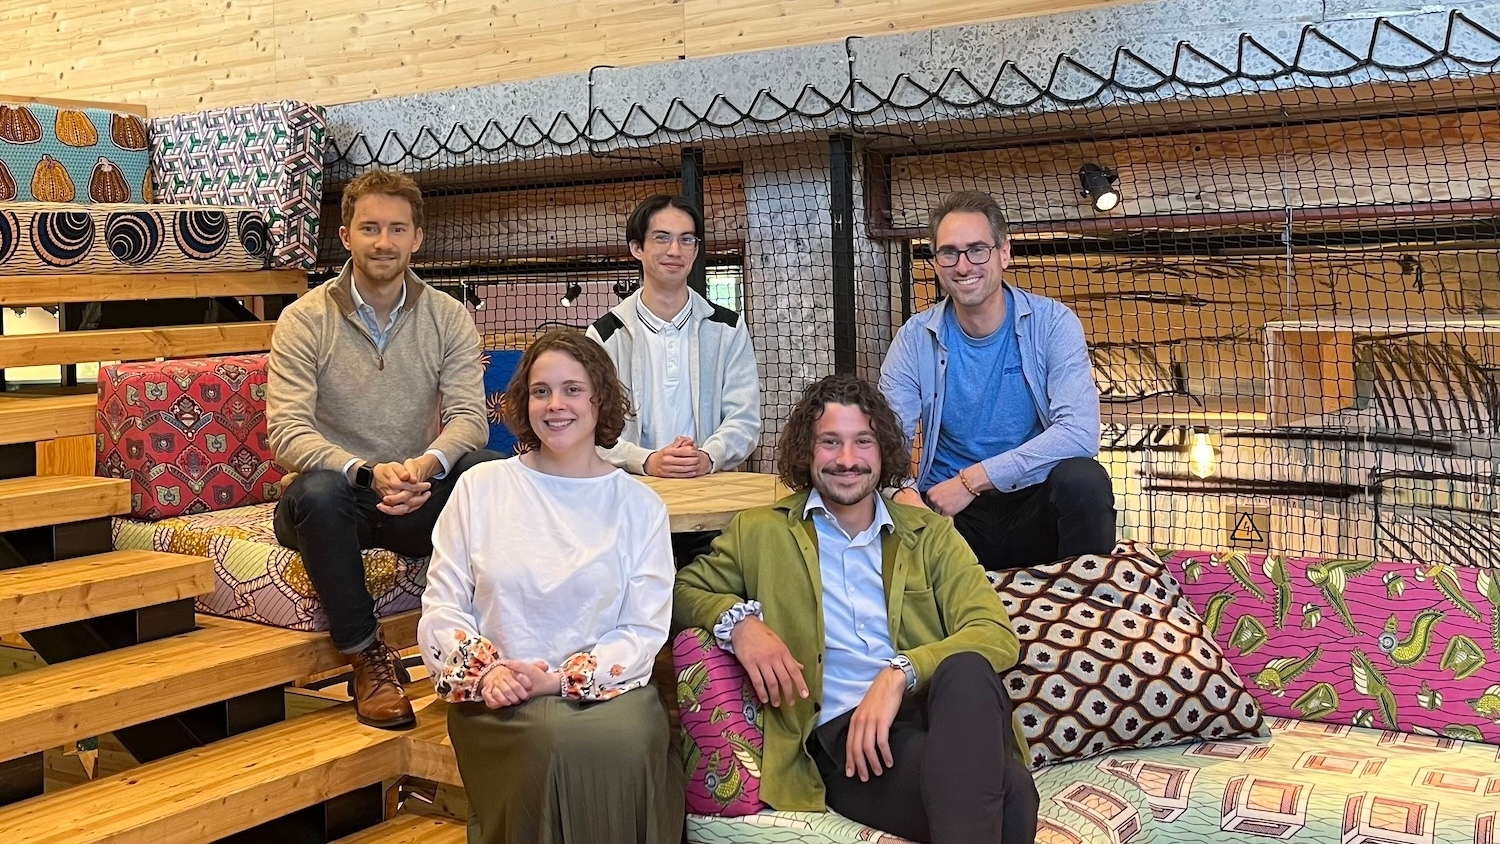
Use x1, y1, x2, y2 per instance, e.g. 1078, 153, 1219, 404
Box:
267, 261, 490, 478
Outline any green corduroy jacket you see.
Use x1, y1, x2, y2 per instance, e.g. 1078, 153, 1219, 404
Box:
672, 489, 1027, 813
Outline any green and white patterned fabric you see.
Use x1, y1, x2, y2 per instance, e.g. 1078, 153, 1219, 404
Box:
687, 718, 1500, 843
149, 100, 326, 270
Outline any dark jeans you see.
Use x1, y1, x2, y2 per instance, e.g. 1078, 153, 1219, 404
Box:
273, 449, 503, 653
951, 456, 1116, 571
808, 652, 1039, 844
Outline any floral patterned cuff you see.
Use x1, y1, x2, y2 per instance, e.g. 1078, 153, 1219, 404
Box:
558, 651, 644, 702
432, 632, 499, 703
712, 600, 763, 653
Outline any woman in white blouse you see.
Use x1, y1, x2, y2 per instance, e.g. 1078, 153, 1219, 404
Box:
418, 328, 683, 844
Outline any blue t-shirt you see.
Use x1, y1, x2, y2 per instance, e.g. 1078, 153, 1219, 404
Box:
926, 287, 1044, 491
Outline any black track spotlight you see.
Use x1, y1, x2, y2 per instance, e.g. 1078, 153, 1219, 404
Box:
464, 285, 484, 311
612, 277, 640, 300
1079, 163, 1121, 212
560, 282, 583, 308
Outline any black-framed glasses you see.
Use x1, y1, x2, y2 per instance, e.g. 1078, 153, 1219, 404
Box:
647, 232, 702, 248
932, 244, 998, 267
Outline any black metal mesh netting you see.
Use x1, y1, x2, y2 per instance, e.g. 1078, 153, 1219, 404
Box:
318, 14, 1500, 566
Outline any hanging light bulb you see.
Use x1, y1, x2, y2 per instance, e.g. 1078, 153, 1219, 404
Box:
560, 283, 583, 308
1189, 428, 1218, 479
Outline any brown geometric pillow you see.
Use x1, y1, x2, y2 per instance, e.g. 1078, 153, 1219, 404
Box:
990, 540, 1267, 769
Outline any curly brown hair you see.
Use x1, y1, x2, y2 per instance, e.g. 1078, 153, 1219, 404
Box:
341, 169, 425, 230
502, 329, 632, 452
776, 374, 911, 492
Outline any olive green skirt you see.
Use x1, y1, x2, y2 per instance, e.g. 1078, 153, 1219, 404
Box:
447, 687, 686, 844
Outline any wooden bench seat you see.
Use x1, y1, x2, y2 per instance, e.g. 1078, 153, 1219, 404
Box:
0, 611, 418, 766
334, 815, 466, 844
0, 549, 213, 635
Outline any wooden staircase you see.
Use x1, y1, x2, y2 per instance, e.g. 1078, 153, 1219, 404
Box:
0, 190, 475, 842
0, 93, 479, 837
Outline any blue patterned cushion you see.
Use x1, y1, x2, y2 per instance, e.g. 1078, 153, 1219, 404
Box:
482, 349, 523, 455
0, 103, 150, 203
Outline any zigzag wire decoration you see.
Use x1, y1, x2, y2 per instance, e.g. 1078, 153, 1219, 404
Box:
328, 12, 1500, 167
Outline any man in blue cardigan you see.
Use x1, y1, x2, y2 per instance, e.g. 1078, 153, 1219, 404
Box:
879, 190, 1115, 571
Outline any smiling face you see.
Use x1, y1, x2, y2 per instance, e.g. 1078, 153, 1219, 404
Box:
932, 210, 1011, 313
629, 206, 698, 292
340, 192, 424, 288
809, 402, 882, 508
526, 350, 599, 457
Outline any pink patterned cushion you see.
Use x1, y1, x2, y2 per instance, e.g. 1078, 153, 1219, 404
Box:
96, 354, 285, 519
1165, 549, 1500, 743
673, 628, 767, 816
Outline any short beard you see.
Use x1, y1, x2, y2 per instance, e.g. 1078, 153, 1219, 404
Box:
356, 255, 407, 286
813, 466, 878, 507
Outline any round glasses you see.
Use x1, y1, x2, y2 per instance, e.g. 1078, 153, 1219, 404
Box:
932, 244, 998, 267
647, 232, 702, 248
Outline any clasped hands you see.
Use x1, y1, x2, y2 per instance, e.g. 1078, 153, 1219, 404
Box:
645, 435, 712, 478
731, 616, 906, 783
371, 455, 442, 516
476, 659, 563, 709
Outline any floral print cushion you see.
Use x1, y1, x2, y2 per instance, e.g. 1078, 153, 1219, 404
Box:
112, 503, 425, 631
1165, 549, 1500, 743
674, 628, 768, 816
991, 541, 1267, 769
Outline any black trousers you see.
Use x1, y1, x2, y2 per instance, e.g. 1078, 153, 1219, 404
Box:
808, 652, 1039, 844
670, 530, 719, 570
273, 449, 503, 652
952, 456, 1116, 571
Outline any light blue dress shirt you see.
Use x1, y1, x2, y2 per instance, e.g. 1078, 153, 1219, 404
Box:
350, 277, 407, 353
804, 489, 897, 725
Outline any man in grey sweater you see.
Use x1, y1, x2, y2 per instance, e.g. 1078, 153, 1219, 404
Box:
268, 170, 498, 729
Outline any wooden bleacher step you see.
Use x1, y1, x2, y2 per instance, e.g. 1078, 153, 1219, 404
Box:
0, 476, 129, 534
0, 550, 213, 635
0, 705, 406, 844
0, 394, 97, 445
0, 270, 307, 306
0, 611, 419, 767
334, 814, 466, 844
403, 694, 460, 788
0, 322, 276, 370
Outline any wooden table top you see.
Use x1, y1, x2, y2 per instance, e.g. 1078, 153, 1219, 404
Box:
639, 472, 790, 533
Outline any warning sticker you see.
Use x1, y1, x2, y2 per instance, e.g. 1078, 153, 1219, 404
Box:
1229, 511, 1268, 545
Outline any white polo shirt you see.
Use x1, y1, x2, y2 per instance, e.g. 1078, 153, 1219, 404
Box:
635, 299, 697, 449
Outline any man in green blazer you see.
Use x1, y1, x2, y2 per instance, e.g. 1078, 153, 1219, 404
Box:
674, 374, 1037, 843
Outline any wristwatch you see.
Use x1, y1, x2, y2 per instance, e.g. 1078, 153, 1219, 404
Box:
889, 654, 917, 692
353, 463, 375, 490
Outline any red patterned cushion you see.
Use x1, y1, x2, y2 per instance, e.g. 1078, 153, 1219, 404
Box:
673, 628, 767, 816
96, 354, 285, 520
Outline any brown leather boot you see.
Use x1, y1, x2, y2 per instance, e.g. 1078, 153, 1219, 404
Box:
348, 636, 415, 730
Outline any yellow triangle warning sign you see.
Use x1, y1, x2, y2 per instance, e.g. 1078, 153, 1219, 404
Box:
1230, 512, 1265, 543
